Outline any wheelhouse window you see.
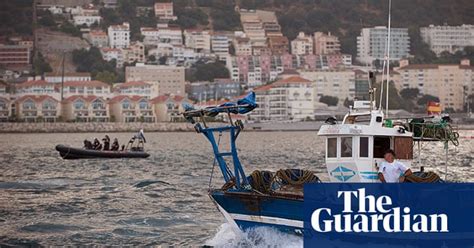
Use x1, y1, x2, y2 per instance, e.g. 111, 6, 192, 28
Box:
340, 137, 353, 157
327, 138, 337, 158
359, 137, 369, 158
374, 136, 391, 158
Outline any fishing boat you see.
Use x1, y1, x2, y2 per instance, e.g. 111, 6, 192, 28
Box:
56, 130, 150, 159
183, 91, 455, 236
55, 144, 150, 159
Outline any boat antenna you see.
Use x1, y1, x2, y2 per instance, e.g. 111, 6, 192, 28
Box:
385, 0, 392, 117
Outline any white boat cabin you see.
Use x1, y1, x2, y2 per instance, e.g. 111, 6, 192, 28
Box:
317, 101, 414, 182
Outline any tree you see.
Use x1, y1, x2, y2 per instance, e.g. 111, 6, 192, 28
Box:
72, 47, 119, 83
33, 52, 53, 76
417, 95, 440, 106
319, 95, 339, 106
188, 61, 230, 82
400, 88, 419, 100
94, 71, 117, 84
59, 22, 81, 37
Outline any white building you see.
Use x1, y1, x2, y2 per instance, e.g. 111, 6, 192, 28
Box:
73, 15, 102, 27
108, 22, 130, 49
44, 72, 91, 83
291, 32, 313, 55
141, 27, 160, 46
184, 29, 211, 52
250, 76, 314, 121
420, 24, 474, 56
84, 30, 108, 47
211, 33, 230, 59
356, 26, 410, 64
125, 64, 186, 96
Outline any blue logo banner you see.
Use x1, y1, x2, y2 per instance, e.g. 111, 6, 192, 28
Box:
303, 183, 474, 248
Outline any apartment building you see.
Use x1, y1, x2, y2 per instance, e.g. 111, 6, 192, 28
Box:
15, 80, 58, 98
299, 69, 356, 104
233, 37, 253, 56
62, 95, 109, 122
150, 94, 189, 122
356, 26, 410, 64
267, 36, 289, 55
250, 76, 314, 121
113, 81, 153, 99
154, 2, 177, 21
291, 32, 313, 55
420, 24, 474, 56
396, 59, 473, 111
0, 44, 31, 69
239, 10, 267, 47
227, 54, 352, 86
122, 41, 145, 64
109, 95, 155, 122
44, 72, 91, 83
141, 25, 183, 47
125, 64, 185, 96
15, 95, 60, 122
73, 15, 102, 26
108, 22, 130, 48
62, 80, 111, 99
84, 30, 108, 47
313, 32, 341, 54
0, 96, 10, 122
186, 78, 241, 102
211, 33, 230, 59
184, 29, 211, 52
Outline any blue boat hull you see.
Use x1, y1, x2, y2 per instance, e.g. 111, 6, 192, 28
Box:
209, 190, 304, 235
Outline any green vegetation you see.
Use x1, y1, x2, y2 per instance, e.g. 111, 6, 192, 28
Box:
33, 52, 53, 76
319, 95, 338, 106
72, 47, 120, 83
186, 61, 230, 82
0, 0, 33, 35
59, 22, 81, 37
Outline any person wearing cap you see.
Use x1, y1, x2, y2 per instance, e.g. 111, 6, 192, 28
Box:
378, 149, 412, 183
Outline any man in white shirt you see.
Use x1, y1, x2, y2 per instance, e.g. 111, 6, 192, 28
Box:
378, 149, 412, 183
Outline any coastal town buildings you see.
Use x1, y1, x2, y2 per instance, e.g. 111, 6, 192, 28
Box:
299, 69, 356, 104
291, 32, 314, 55
108, 22, 130, 49
184, 29, 211, 52
186, 78, 241, 102
62, 95, 109, 122
420, 24, 474, 56
125, 64, 185, 96
113, 81, 153, 99
211, 33, 231, 59
154, 2, 177, 21
395, 59, 474, 111
313, 32, 341, 55
14, 95, 61, 122
150, 94, 190, 122
109, 95, 155, 122
84, 30, 108, 48
0, 44, 31, 69
250, 76, 314, 121
356, 26, 410, 64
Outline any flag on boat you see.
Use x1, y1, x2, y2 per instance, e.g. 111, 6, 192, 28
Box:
134, 129, 146, 143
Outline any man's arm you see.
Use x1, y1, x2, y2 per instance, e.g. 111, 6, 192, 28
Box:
378, 172, 386, 183
399, 167, 412, 182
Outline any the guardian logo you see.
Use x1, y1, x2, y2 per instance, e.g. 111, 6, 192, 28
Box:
311, 188, 449, 233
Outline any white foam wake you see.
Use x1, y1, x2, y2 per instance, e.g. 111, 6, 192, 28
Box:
205, 223, 303, 248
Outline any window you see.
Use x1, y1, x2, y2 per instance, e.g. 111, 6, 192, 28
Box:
92, 99, 104, 109
139, 100, 149, 109
42, 100, 56, 110
122, 100, 131, 109
359, 137, 369, 157
341, 137, 352, 157
327, 138, 337, 158
74, 100, 85, 110
23, 100, 36, 110
374, 136, 391, 158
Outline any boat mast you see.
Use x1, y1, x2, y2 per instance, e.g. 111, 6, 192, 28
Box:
385, 0, 392, 117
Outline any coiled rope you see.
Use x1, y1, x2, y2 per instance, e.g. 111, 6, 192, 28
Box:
405, 171, 443, 183
248, 169, 321, 194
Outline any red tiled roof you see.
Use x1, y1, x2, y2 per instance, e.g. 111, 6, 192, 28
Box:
63, 80, 110, 88
16, 80, 49, 88
274, 76, 311, 84
108, 95, 146, 104
15, 95, 58, 103
253, 84, 273, 92
150, 95, 185, 104
63, 95, 104, 103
